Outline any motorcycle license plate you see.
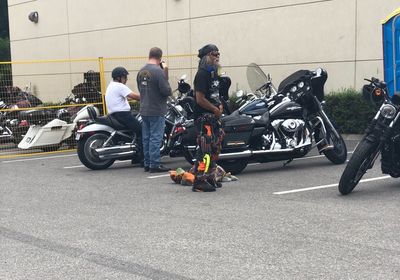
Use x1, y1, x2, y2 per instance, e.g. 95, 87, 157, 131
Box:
75, 133, 82, 141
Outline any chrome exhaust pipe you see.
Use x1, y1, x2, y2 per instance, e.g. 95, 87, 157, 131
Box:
218, 150, 252, 160
218, 146, 305, 160
99, 150, 135, 160
95, 144, 135, 156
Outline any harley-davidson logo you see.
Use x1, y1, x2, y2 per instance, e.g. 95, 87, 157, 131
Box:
227, 141, 246, 146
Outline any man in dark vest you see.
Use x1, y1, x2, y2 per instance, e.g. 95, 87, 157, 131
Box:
192, 44, 225, 192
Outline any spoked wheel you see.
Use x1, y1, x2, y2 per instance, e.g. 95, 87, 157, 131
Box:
338, 139, 379, 195
77, 133, 114, 170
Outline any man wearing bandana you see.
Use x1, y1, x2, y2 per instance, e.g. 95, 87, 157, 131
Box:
192, 44, 225, 192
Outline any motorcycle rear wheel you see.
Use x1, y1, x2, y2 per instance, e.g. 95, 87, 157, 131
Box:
338, 138, 379, 195
77, 133, 115, 170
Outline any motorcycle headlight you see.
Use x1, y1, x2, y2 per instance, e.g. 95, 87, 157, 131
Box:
380, 104, 397, 119
290, 86, 297, 93
297, 81, 305, 88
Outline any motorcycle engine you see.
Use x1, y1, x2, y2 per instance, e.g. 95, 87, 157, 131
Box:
268, 119, 306, 149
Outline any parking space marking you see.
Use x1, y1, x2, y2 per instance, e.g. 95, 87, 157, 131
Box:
273, 175, 391, 195
64, 165, 84, 169
63, 160, 131, 169
148, 174, 170, 179
2, 154, 76, 163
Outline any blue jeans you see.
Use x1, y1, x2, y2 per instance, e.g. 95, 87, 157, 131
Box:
141, 116, 165, 168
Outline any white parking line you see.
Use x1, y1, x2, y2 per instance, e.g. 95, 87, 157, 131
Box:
2, 154, 76, 163
273, 175, 391, 195
63, 160, 131, 169
64, 165, 84, 169
147, 174, 170, 179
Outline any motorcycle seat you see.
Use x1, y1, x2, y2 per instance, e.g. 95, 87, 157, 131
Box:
253, 111, 270, 126
96, 115, 128, 130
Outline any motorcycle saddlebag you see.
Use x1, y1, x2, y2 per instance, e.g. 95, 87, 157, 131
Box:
222, 114, 254, 148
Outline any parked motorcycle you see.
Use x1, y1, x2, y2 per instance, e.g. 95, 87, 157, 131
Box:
75, 108, 142, 170
18, 105, 99, 152
0, 87, 43, 144
338, 77, 400, 195
173, 74, 195, 119
168, 64, 347, 174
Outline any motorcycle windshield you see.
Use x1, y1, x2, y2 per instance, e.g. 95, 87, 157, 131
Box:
246, 63, 268, 94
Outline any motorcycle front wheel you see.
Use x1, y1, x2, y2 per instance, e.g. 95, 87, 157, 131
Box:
338, 138, 379, 195
317, 125, 347, 164
77, 133, 115, 170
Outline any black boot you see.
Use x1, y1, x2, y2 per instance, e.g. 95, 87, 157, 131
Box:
192, 179, 216, 192
207, 178, 222, 188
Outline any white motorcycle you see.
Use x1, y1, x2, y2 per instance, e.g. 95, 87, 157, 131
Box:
18, 105, 99, 152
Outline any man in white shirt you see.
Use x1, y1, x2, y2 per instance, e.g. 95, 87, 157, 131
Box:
105, 67, 141, 163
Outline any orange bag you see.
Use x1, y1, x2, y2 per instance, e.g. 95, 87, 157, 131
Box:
181, 172, 195, 186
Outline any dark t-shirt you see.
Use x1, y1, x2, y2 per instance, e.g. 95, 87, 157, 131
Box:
137, 64, 172, 116
193, 68, 221, 119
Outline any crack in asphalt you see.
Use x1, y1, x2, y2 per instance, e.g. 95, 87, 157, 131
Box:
0, 226, 194, 280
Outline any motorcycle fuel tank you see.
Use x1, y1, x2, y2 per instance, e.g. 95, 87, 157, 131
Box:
269, 100, 303, 119
239, 99, 269, 116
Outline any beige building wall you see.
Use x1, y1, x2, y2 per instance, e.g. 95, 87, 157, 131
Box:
7, 0, 400, 102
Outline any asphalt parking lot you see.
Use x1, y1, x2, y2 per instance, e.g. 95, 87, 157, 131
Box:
1, 139, 400, 279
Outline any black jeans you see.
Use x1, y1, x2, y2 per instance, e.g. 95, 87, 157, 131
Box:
111, 111, 143, 163
111, 111, 141, 137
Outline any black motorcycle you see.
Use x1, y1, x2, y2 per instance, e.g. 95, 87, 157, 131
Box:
0, 89, 44, 144
338, 78, 400, 195
168, 64, 347, 174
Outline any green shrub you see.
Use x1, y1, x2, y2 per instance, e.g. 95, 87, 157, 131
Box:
324, 88, 376, 134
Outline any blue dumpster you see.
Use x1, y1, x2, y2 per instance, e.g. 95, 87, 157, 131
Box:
382, 8, 400, 96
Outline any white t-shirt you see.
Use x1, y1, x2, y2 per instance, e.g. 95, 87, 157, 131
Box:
105, 81, 132, 114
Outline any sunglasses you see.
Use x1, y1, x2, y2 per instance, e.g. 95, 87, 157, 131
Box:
210, 52, 220, 57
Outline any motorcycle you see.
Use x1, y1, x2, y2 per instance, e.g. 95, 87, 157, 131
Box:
338, 77, 400, 195
168, 63, 347, 174
173, 74, 196, 119
0, 101, 14, 143
75, 108, 142, 170
0, 86, 43, 144
18, 105, 99, 152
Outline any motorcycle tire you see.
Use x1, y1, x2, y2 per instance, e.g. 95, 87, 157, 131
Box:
317, 126, 347, 164
183, 150, 195, 166
218, 159, 248, 175
77, 133, 115, 170
338, 138, 379, 195
160, 132, 168, 156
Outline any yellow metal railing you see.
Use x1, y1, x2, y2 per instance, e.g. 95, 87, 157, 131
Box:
0, 54, 197, 158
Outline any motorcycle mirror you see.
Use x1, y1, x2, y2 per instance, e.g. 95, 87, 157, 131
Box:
235, 90, 244, 98
315, 68, 323, 76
